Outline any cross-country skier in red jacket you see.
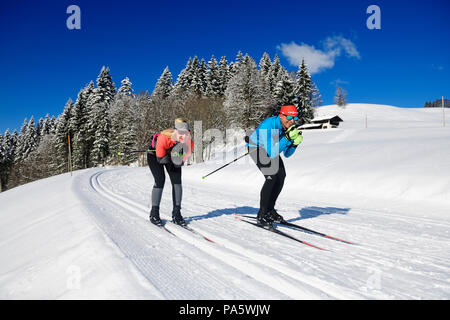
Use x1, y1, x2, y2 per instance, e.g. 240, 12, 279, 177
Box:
147, 118, 194, 226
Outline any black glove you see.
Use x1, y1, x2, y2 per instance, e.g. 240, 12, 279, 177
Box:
171, 142, 189, 167
157, 155, 171, 164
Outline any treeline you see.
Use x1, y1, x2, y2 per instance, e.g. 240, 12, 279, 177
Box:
424, 99, 449, 108
0, 51, 321, 192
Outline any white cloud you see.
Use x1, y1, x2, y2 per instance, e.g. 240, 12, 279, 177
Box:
323, 36, 361, 59
278, 42, 334, 74
278, 36, 360, 74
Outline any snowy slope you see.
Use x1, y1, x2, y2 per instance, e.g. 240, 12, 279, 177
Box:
1, 104, 449, 299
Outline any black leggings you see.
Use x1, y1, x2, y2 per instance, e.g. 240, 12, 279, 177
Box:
249, 146, 286, 212
147, 153, 182, 208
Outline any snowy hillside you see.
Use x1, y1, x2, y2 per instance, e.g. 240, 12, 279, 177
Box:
1, 104, 449, 299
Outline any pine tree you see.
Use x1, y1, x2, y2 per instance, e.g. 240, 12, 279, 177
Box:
7, 130, 18, 165
273, 69, 295, 113
87, 88, 110, 166
199, 58, 208, 94
11, 130, 18, 156
36, 117, 44, 144
1, 129, 17, 190
228, 61, 236, 77
189, 56, 203, 96
205, 55, 222, 98
119, 103, 138, 165
0, 133, 4, 191
0, 134, 3, 158
110, 79, 138, 165
1, 130, 14, 163
267, 54, 283, 96
0, 131, 14, 191
235, 51, 245, 66
311, 81, 323, 108
171, 57, 195, 106
152, 67, 173, 100
117, 77, 134, 97
229, 51, 245, 78
259, 52, 272, 84
335, 86, 347, 108
49, 116, 56, 134
42, 114, 52, 135
218, 56, 230, 96
135, 90, 166, 157
23, 116, 38, 160
71, 82, 93, 169
294, 59, 315, 122
175, 57, 193, 92
53, 99, 74, 173
224, 55, 273, 129
14, 118, 28, 163
151, 66, 176, 133
86, 67, 116, 167
96, 66, 116, 105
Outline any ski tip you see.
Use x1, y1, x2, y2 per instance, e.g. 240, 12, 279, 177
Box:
204, 237, 215, 243
325, 235, 357, 245
303, 241, 327, 251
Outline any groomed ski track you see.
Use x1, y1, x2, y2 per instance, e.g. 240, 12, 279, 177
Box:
80, 169, 356, 299
73, 167, 450, 299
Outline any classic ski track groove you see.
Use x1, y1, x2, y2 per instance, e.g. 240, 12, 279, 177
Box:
85, 170, 277, 299
91, 170, 325, 298
97, 167, 450, 299
93, 168, 364, 299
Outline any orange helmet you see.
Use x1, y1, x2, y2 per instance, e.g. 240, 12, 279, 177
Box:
280, 105, 298, 117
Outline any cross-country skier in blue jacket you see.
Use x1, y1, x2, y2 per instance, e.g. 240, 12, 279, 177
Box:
247, 105, 304, 226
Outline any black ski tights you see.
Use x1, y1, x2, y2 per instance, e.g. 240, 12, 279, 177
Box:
147, 153, 182, 208
249, 146, 286, 212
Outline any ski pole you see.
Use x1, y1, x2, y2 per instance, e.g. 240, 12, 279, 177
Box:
202, 148, 256, 180
117, 149, 155, 156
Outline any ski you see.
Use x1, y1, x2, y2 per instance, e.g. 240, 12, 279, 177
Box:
159, 221, 176, 235
150, 220, 175, 235
235, 215, 326, 250
235, 214, 355, 245
171, 222, 216, 243
162, 226, 175, 235
182, 225, 216, 243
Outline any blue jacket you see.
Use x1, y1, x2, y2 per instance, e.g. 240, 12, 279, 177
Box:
247, 115, 297, 159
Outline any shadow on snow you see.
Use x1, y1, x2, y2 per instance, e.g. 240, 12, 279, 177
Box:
186, 205, 351, 223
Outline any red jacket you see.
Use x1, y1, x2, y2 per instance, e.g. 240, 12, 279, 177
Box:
156, 129, 194, 163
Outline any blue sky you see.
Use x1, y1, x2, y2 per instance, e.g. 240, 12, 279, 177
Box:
0, 0, 449, 133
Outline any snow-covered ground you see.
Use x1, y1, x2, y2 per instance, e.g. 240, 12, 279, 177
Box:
1, 104, 449, 299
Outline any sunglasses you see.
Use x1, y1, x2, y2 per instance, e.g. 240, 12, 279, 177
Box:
282, 114, 298, 121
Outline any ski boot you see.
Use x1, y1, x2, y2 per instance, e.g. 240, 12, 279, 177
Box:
172, 206, 186, 226
269, 209, 285, 223
256, 209, 274, 228
149, 206, 162, 226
